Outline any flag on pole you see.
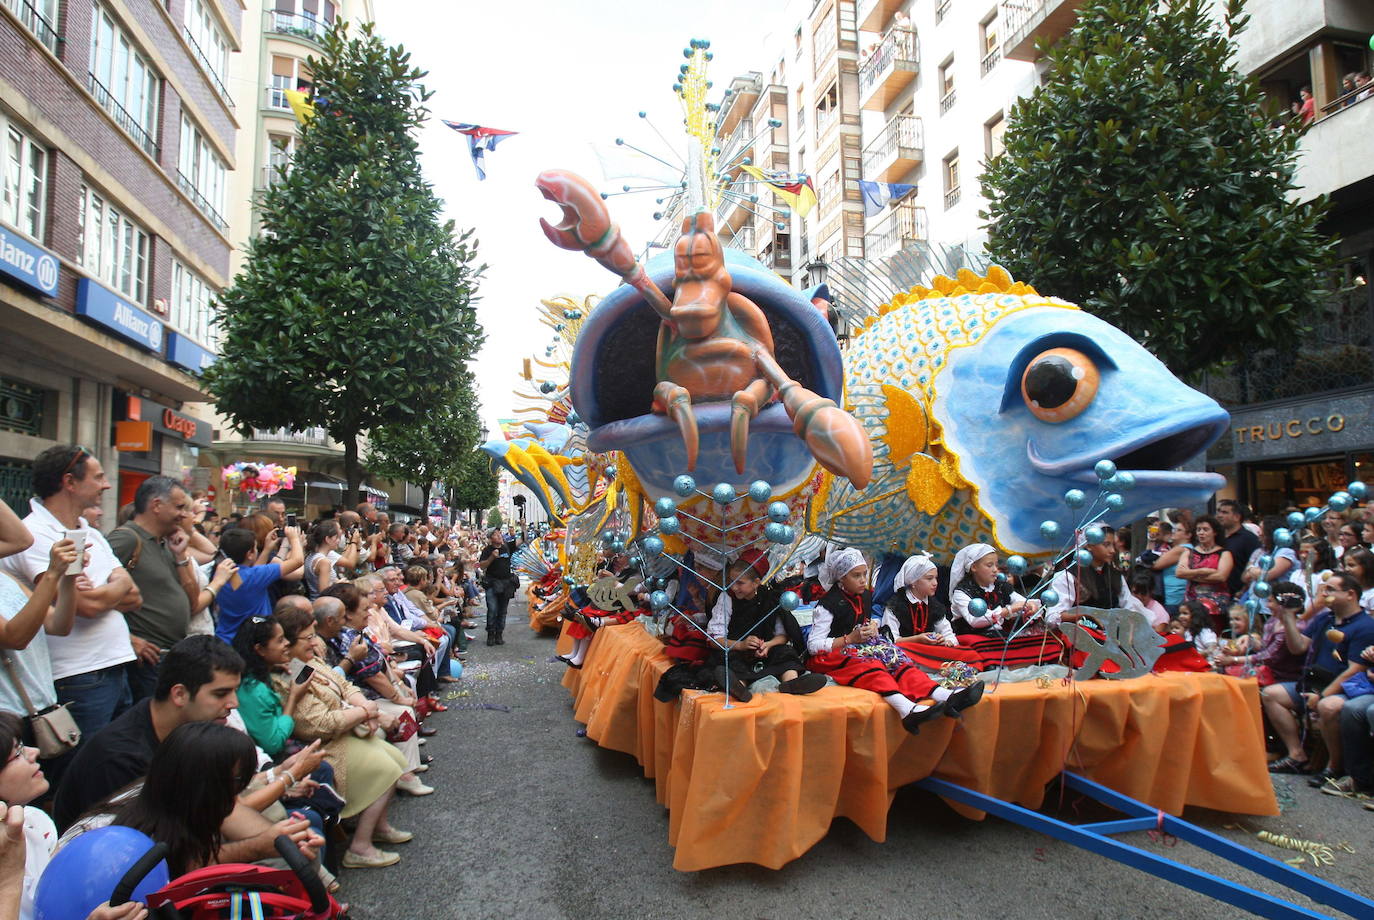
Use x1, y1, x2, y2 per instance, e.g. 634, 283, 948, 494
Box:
283, 89, 315, 123
443, 122, 518, 180
739, 164, 817, 217
858, 180, 917, 217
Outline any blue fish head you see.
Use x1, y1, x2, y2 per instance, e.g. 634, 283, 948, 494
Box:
931, 306, 1228, 554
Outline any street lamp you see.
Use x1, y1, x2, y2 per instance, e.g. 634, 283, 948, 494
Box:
803, 257, 846, 343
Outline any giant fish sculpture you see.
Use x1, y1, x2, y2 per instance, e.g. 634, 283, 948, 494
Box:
807, 267, 1229, 557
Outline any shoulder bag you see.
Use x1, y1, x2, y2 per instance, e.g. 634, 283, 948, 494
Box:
0, 654, 81, 758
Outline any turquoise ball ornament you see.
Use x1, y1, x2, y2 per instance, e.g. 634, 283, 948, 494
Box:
1304, 506, 1323, 522
1040, 520, 1061, 541
1114, 471, 1136, 491
1084, 525, 1106, 545
539, 381, 555, 394
628, 555, 641, 569
764, 522, 788, 544
642, 535, 665, 557
711, 482, 737, 505
1349, 480, 1368, 501
604, 465, 617, 480
610, 539, 625, 553
1273, 527, 1293, 548
658, 516, 681, 536
1105, 493, 1125, 512
1328, 491, 1352, 513
780, 525, 796, 543
1287, 511, 1305, 529
767, 501, 790, 523
567, 410, 581, 426
649, 591, 670, 611
1259, 554, 1274, 571
996, 572, 1008, 584
564, 575, 575, 586
1245, 598, 1262, 616
1253, 581, 1271, 599
748, 480, 773, 503
779, 591, 800, 612
1007, 555, 1028, 575
1063, 489, 1086, 509
1040, 589, 1060, 607
654, 497, 677, 518
968, 598, 988, 618
673, 474, 697, 497
1094, 459, 1117, 481
1075, 548, 1093, 566
600, 530, 615, 545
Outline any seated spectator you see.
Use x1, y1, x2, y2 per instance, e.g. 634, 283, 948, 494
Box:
1215, 603, 1260, 676
231, 615, 314, 761
1128, 568, 1170, 631
1170, 599, 1219, 655
1234, 582, 1307, 687
1341, 546, 1374, 612
214, 525, 304, 644
0, 711, 58, 919
302, 521, 343, 601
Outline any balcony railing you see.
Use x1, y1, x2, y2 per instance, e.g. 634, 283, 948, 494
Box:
862, 114, 923, 181
265, 85, 292, 111
87, 73, 160, 159
936, 0, 954, 23
858, 26, 918, 108
944, 186, 962, 210
182, 26, 233, 107
250, 427, 329, 446
816, 103, 840, 138
864, 202, 927, 256
1000, 0, 1082, 62
940, 89, 957, 114
724, 225, 755, 252
261, 163, 290, 189
761, 241, 792, 271
175, 170, 227, 229
4, 0, 60, 53
981, 46, 1001, 76
269, 9, 331, 44
1318, 85, 1374, 123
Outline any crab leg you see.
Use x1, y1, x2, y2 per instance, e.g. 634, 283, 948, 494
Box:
654, 380, 699, 471
753, 349, 874, 489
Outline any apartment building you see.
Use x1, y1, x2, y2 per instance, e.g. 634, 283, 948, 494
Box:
0, 0, 238, 513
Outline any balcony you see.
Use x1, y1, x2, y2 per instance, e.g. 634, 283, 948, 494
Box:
724, 225, 755, 252
944, 186, 962, 210
268, 9, 331, 45
859, 27, 918, 110
175, 170, 228, 230
249, 427, 329, 446
1294, 92, 1374, 203
714, 177, 753, 231
5, 0, 61, 54
716, 72, 763, 137
864, 202, 928, 258
857, 0, 904, 32
981, 45, 1001, 77
1001, 0, 1083, 63
940, 88, 957, 115
182, 26, 233, 107
718, 118, 754, 169
936, 0, 953, 23
264, 85, 293, 112
761, 240, 792, 273
86, 73, 159, 159
862, 114, 923, 182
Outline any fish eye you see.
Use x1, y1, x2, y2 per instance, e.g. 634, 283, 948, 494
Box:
1020, 347, 1099, 423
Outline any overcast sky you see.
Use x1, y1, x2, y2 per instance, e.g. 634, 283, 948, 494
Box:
372, 0, 793, 435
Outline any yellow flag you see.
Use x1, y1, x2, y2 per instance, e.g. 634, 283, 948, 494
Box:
739, 164, 817, 218
283, 89, 315, 123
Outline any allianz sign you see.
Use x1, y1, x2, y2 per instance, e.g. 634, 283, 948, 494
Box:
0, 227, 60, 297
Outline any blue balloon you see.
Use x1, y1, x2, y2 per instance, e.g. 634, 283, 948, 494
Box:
1273, 527, 1293, 548
1040, 589, 1060, 607
748, 480, 773, 503
642, 535, 665, 557
1063, 489, 1086, 509
711, 482, 737, 505
673, 474, 697, 497
767, 501, 791, 523
649, 590, 670, 611
1075, 548, 1093, 566
1286, 511, 1305, 529
1328, 491, 1352, 513
658, 516, 681, 536
1006, 555, 1028, 575
1040, 520, 1061, 541
968, 598, 988, 618
1104, 493, 1125, 512
34, 827, 169, 920
764, 522, 788, 544
1094, 459, 1117, 481
654, 497, 678, 517
1252, 581, 1271, 599
1084, 525, 1106, 545
1258, 554, 1274, 571
1348, 480, 1368, 501
1113, 471, 1136, 491
779, 590, 800, 612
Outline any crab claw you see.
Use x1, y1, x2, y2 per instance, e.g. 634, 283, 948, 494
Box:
538, 214, 583, 252
655, 382, 698, 472
536, 169, 611, 253
777, 383, 874, 489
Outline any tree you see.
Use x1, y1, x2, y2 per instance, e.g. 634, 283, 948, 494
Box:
449, 449, 500, 519
485, 508, 503, 529
206, 24, 483, 504
981, 0, 1333, 377
365, 375, 481, 518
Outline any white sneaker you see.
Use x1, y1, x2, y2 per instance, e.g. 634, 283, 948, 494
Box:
397, 777, 434, 796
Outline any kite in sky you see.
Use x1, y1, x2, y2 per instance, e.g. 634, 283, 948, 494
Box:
443, 122, 518, 180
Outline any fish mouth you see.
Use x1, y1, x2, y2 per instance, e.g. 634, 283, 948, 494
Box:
1027, 408, 1229, 490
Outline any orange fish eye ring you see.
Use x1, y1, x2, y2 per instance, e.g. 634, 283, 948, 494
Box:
1021, 347, 1100, 423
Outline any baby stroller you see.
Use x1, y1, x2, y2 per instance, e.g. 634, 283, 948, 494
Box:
112, 836, 344, 919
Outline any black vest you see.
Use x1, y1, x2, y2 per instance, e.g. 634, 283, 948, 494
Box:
1076, 564, 1120, 609
885, 593, 949, 636
726, 588, 781, 642
819, 585, 870, 637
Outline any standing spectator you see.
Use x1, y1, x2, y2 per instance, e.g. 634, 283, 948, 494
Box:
1216, 500, 1260, 598
214, 526, 305, 644
0, 447, 139, 740
1151, 520, 1192, 616
108, 477, 235, 702
477, 530, 515, 646
1336, 521, 1366, 557
264, 499, 287, 530
80, 505, 104, 534
1319, 510, 1345, 560
1295, 85, 1315, 125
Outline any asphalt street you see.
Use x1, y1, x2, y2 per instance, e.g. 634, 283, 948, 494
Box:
341, 593, 1372, 920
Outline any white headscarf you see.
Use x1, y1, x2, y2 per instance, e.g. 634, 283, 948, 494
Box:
894, 554, 936, 594
949, 543, 997, 592
819, 547, 866, 593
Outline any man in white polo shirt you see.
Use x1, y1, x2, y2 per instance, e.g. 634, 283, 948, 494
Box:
0, 445, 140, 740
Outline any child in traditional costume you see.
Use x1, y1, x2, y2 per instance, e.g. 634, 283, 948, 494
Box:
707, 551, 827, 701
558, 561, 645, 669
949, 543, 1042, 636
807, 548, 984, 733
882, 554, 957, 645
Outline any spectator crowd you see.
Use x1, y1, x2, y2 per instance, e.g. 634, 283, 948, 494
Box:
0, 444, 518, 918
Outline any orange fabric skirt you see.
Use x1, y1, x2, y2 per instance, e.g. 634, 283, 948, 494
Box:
559, 621, 1278, 871
527, 585, 567, 633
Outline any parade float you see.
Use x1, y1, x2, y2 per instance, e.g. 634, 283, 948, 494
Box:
474, 38, 1374, 919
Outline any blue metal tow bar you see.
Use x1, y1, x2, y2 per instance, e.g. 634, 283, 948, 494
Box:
915, 773, 1374, 920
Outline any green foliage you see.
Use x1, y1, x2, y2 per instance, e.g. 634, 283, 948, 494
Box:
450, 450, 500, 514
981, 0, 1334, 376
485, 507, 503, 529
365, 374, 481, 510
206, 23, 484, 501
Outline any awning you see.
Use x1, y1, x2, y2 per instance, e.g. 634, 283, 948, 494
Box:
302, 472, 347, 492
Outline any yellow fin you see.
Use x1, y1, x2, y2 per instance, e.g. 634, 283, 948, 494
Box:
904, 454, 955, 515
956, 268, 982, 290
879, 384, 928, 467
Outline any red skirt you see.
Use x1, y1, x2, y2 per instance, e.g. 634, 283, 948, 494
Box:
955, 632, 1068, 670
566, 605, 638, 641
806, 649, 936, 700
662, 614, 714, 665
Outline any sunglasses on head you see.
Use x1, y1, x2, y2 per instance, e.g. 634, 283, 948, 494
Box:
62, 446, 89, 477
